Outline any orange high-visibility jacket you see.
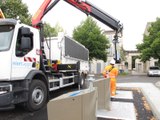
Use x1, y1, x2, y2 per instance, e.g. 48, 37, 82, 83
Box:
103, 65, 118, 78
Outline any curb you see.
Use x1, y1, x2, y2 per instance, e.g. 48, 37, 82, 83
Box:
117, 83, 160, 120
141, 88, 160, 120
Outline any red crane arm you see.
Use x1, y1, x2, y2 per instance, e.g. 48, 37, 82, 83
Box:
65, 0, 91, 13
32, 0, 52, 27
32, 0, 122, 33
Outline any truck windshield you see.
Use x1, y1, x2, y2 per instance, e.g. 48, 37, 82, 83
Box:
0, 25, 14, 51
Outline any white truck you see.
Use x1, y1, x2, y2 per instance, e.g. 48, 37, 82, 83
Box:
0, 0, 122, 111
0, 19, 89, 111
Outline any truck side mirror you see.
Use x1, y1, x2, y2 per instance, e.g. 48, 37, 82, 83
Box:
21, 27, 31, 36
21, 37, 32, 50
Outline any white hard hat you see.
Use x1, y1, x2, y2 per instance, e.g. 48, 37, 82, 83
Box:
110, 59, 115, 65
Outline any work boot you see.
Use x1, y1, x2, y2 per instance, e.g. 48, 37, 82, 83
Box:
110, 95, 115, 101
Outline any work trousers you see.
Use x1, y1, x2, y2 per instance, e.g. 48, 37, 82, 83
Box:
110, 78, 116, 97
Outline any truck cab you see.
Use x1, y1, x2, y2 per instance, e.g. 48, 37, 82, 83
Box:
0, 19, 41, 80
0, 19, 42, 110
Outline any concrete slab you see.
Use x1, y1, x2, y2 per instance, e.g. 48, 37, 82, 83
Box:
93, 78, 111, 110
117, 83, 160, 120
97, 102, 136, 120
48, 88, 97, 120
115, 90, 133, 99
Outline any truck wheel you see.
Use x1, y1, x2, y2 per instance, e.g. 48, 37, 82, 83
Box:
25, 79, 47, 111
79, 74, 86, 89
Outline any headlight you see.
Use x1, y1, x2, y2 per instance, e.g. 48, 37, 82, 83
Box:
0, 84, 12, 95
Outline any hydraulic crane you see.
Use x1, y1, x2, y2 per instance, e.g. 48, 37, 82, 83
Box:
0, 8, 5, 19
32, 0, 123, 63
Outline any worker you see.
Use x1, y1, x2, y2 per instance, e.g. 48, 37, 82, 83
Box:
102, 59, 119, 97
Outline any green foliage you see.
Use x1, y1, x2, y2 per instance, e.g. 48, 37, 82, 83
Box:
0, 0, 31, 25
73, 17, 109, 62
136, 18, 160, 64
119, 72, 129, 76
55, 23, 64, 33
120, 46, 126, 61
0, 0, 63, 37
44, 22, 64, 38
44, 22, 57, 37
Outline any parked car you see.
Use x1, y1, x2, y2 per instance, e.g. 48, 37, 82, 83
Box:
147, 66, 160, 77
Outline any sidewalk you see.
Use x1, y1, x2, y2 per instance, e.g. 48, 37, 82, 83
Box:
131, 71, 147, 76
97, 89, 136, 120
96, 83, 158, 120
118, 83, 160, 120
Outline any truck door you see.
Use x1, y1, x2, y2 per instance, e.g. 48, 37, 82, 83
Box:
11, 26, 40, 80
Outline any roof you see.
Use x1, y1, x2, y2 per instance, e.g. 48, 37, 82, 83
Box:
0, 19, 17, 25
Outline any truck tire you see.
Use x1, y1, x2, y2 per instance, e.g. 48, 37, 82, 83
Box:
25, 79, 47, 111
79, 73, 86, 89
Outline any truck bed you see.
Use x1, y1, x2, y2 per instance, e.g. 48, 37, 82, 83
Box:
44, 35, 89, 72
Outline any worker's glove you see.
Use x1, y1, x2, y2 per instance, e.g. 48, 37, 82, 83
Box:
103, 74, 107, 78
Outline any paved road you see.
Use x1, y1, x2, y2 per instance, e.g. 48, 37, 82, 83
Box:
0, 86, 79, 120
0, 75, 159, 120
117, 75, 160, 89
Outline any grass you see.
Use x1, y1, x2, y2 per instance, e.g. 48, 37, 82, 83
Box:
119, 72, 129, 76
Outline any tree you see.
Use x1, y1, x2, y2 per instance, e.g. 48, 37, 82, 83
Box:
73, 17, 109, 62
44, 22, 64, 38
54, 23, 64, 34
136, 18, 160, 65
0, 0, 63, 37
44, 22, 57, 38
120, 46, 126, 61
0, 0, 32, 25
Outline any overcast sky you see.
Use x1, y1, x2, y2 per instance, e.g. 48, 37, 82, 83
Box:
22, 0, 160, 50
